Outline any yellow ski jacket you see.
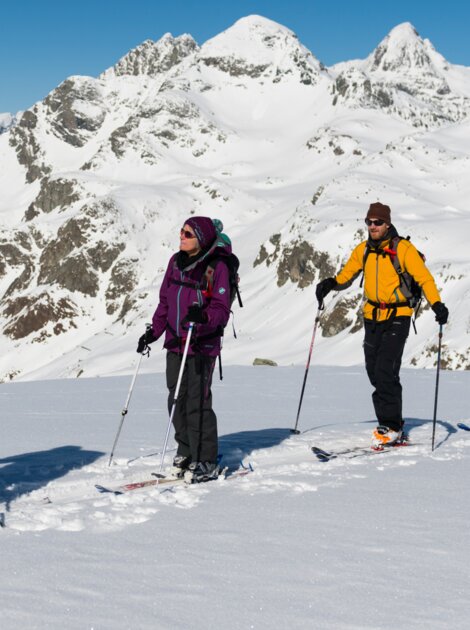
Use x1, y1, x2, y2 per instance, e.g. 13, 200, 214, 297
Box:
335, 236, 441, 322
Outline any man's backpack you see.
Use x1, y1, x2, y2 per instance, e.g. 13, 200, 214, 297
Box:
361, 235, 425, 331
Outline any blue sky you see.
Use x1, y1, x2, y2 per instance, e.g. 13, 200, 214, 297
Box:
1, 0, 470, 113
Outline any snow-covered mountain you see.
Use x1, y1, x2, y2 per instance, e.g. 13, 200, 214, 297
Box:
330, 22, 470, 126
0, 112, 18, 134
0, 15, 469, 382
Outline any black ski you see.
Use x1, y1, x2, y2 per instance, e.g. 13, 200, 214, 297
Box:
312, 438, 411, 462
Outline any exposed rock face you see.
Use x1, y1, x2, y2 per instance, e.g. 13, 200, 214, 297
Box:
332, 68, 394, 110
8, 110, 51, 182
277, 241, 335, 288
105, 258, 139, 317
2, 293, 79, 340
321, 295, 362, 337
44, 78, 107, 147
306, 127, 364, 157
38, 201, 125, 297
0, 233, 35, 299
201, 57, 270, 78
254, 236, 335, 289
25, 177, 81, 220
105, 34, 198, 77
253, 234, 281, 268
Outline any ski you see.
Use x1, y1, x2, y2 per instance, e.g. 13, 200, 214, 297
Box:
312, 438, 411, 462
457, 422, 470, 432
95, 463, 253, 495
95, 476, 180, 494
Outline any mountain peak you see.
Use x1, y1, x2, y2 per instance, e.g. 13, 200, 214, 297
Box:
201, 14, 298, 56
366, 22, 438, 73
199, 14, 323, 83
103, 33, 198, 78
387, 21, 420, 41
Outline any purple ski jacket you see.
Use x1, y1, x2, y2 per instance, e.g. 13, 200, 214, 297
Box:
152, 239, 232, 357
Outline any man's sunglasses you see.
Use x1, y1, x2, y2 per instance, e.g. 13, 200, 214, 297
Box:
365, 218, 386, 227
180, 228, 196, 239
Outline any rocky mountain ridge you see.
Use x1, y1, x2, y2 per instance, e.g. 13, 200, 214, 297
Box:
0, 15, 469, 381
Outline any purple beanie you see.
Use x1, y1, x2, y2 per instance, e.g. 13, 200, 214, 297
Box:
184, 216, 217, 249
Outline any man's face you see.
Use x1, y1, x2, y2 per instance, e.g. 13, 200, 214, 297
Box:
366, 218, 389, 241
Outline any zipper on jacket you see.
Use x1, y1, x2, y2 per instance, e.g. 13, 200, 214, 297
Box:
376, 255, 379, 303
176, 270, 183, 334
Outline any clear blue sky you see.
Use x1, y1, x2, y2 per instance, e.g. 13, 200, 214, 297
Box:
1, 0, 469, 113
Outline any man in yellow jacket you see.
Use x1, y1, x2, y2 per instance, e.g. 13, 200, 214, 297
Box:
316, 202, 449, 448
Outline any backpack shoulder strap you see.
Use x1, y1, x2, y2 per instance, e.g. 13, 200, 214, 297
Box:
360, 241, 371, 288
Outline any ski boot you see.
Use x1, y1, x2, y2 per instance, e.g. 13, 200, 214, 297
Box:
372, 425, 403, 450
184, 461, 220, 484
169, 455, 191, 479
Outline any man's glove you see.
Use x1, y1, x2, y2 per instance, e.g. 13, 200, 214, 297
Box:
184, 304, 208, 324
137, 327, 157, 353
315, 277, 337, 305
432, 302, 449, 325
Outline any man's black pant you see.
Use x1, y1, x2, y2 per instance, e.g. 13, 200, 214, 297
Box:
166, 351, 218, 464
363, 317, 411, 431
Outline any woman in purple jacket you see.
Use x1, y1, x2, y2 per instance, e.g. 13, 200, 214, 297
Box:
137, 216, 231, 483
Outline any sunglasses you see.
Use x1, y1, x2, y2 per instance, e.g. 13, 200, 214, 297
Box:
365, 218, 386, 227
180, 228, 196, 239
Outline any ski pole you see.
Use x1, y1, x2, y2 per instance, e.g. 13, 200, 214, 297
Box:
291, 304, 324, 434
108, 324, 152, 466
431, 324, 443, 452
156, 322, 195, 475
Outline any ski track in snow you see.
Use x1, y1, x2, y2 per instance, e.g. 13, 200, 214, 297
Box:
4, 420, 470, 532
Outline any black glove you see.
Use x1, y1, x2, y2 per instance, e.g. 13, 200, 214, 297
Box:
315, 277, 337, 305
183, 304, 208, 324
136, 327, 157, 353
432, 302, 449, 325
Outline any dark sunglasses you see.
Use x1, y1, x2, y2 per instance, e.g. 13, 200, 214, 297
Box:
180, 228, 196, 239
365, 218, 386, 227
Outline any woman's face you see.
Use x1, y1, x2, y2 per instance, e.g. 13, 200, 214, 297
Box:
179, 224, 201, 256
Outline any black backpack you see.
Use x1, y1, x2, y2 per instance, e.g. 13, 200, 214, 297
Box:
204, 253, 243, 310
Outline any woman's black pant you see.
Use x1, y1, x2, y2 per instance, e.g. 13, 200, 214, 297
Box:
166, 351, 218, 464
363, 317, 411, 431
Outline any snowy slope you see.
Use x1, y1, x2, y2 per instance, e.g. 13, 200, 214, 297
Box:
0, 15, 469, 382
1, 366, 470, 628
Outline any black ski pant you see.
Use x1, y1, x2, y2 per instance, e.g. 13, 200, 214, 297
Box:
363, 316, 411, 431
166, 351, 218, 464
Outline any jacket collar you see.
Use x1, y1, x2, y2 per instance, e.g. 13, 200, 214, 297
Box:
367, 224, 398, 251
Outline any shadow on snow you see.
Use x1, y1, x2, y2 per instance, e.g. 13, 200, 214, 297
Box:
219, 427, 292, 467
295, 417, 457, 450
0, 445, 104, 514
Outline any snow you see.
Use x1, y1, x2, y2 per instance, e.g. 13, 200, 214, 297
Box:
1, 365, 470, 628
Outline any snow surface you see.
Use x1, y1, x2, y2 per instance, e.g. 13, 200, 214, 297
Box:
1, 365, 469, 628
